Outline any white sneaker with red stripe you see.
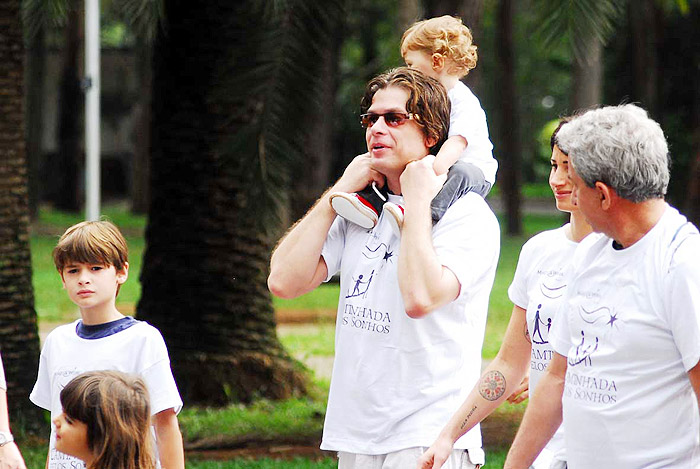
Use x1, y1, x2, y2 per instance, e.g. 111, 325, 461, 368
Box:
383, 202, 404, 237
329, 192, 379, 229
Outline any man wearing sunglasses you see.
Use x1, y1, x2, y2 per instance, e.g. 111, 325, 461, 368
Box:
269, 67, 500, 469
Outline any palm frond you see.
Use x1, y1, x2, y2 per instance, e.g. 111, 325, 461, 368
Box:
535, 0, 626, 64
118, 0, 164, 43
214, 0, 346, 235
22, 0, 70, 41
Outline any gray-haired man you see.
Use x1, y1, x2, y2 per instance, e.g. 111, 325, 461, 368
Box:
505, 104, 700, 469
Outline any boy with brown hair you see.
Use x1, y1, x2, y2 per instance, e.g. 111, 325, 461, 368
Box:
331, 15, 496, 235
30, 220, 184, 469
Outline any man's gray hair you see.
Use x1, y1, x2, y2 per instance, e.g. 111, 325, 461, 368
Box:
556, 104, 669, 203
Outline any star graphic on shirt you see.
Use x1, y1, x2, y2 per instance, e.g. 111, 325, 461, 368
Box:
607, 312, 618, 327
383, 250, 393, 261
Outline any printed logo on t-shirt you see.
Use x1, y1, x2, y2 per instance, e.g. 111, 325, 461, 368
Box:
528, 268, 567, 372
564, 291, 624, 406
568, 304, 623, 368
340, 235, 395, 335
49, 445, 85, 468
531, 303, 552, 345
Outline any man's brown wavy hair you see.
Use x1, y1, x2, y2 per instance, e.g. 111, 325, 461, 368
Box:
360, 67, 451, 155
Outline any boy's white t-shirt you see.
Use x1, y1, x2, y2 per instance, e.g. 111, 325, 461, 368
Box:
508, 224, 583, 465
448, 81, 497, 184
319, 192, 500, 456
550, 205, 700, 469
30, 320, 183, 469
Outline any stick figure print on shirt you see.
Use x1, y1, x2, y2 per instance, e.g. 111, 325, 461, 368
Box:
531, 304, 552, 345
568, 330, 599, 367
346, 270, 375, 298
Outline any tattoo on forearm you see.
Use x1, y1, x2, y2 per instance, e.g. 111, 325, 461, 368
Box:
479, 370, 507, 401
459, 405, 478, 430
524, 322, 531, 344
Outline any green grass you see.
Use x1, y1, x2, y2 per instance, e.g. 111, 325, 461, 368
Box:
279, 323, 336, 358
273, 286, 340, 312
179, 394, 328, 442
488, 182, 553, 200
186, 459, 338, 468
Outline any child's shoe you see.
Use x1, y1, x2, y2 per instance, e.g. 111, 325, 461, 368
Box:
330, 192, 379, 229
383, 202, 404, 237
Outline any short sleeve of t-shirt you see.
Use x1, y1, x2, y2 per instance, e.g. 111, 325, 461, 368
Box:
447, 85, 486, 145
321, 218, 346, 282
433, 194, 500, 299
138, 327, 183, 415
29, 333, 54, 410
664, 235, 700, 371
507, 236, 539, 309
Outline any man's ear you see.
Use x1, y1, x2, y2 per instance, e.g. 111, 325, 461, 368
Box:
431, 53, 445, 72
116, 262, 129, 285
595, 181, 614, 210
425, 135, 438, 150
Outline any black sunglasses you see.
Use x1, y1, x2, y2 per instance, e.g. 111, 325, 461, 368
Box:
360, 112, 418, 129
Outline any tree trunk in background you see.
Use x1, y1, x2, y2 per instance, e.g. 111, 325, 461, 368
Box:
0, 0, 45, 433
398, 0, 422, 31
424, 0, 485, 93
25, 26, 46, 219
290, 10, 345, 222
629, 0, 659, 116
570, 39, 603, 113
495, 0, 521, 235
139, 1, 317, 405
685, 45, 700, 228
456, 0, 484, 93
54, 5, 83, 212
131, 35, 152, 214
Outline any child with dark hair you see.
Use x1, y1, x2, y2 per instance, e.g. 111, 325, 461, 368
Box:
55, 371, 155, 469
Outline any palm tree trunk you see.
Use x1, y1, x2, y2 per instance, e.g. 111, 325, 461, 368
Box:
423, 0, 485, 94
0, 0, 45, 432
629, 0, 659, 116
54, 5, 83, 212
131, 35, 152, 214
570, 39, 603, 112
139, 1, 324, 405
25, 26, 46, 219
495, 0, 521, 235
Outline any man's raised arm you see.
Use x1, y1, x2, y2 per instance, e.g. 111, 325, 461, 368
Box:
397, 155, 460, 318
268, 154, 382, 299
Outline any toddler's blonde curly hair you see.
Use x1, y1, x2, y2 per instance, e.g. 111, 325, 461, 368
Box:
401, 15, 478, 78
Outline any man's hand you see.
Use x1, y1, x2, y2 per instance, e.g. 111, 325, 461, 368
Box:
507, 376, 530, 404
331, 152, 385, 194
417, 435, 453, 469
400, 155, 446, 206
0, 442, 26, 469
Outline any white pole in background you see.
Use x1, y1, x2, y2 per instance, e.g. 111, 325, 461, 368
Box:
85, 0, 101, 221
